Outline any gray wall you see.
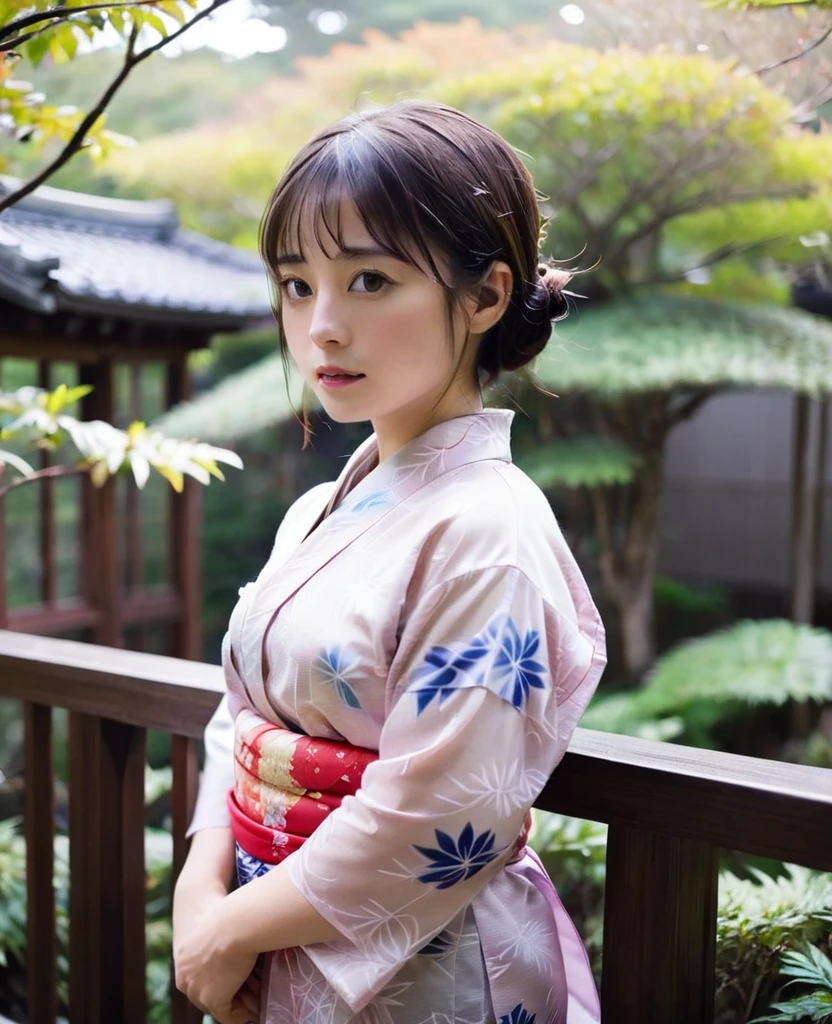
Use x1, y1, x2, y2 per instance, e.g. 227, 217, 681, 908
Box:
657, 390, 832, 591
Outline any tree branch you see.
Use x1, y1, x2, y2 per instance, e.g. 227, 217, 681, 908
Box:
0, 22, 56, 51
604, 183, 808, 273
0, 0, 159, 44
666, 387, 720, 428
636, 235, 790, 288
131, 0, 232, 63
0, 0, 233, 216
0, 23, 140, 214
755, 20, 832, 76
0, 462, 88, 500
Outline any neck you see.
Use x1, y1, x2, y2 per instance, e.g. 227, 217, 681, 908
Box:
372, 384, 484, 463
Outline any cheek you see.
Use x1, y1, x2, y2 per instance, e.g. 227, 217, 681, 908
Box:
370, 294, 452, 367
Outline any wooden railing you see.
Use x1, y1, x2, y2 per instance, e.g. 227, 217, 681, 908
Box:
1, 628, 831, 1024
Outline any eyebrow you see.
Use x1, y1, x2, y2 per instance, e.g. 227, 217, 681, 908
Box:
275, 245, 394, 266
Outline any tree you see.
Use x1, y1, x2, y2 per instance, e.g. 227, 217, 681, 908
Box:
441, 42, 832, 674
144, 24, 832, 676
0, 0, 237, 214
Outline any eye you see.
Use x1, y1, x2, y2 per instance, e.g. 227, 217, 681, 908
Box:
351, 271, 389, 294
279, 277, 311, 300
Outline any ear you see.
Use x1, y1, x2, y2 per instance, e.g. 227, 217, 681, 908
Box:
468, 261, 513, 336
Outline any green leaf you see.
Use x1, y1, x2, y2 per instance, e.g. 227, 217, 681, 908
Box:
58, 23, 79, 60
108, 7, 125, 34
157, 1, 186, 25
719, 866, 832, 952
780, 945, 832, 989
751, 992, 832, 1023
518, 436, 641, 489
143, 10, 170, 38
45, 383, 68, 416
22, 28, 54, 67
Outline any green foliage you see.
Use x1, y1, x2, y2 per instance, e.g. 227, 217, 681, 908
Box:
0, 0, 212, 174
752, 945, 832, 1023
155, 353, 303, 442
0, 818, 30, 970
537, 296, 832, 397
719, 868, 832, 953
719, 868, 832, 1022
517, 436, 641, 488
0, 807, 176, 1017
107, 18, 832, 285
0, 817, 69, 1010
439, 43, 831, 289
583, 620, 832, 744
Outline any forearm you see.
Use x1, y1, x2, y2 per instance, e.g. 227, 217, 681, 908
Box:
175, 826, 236, 899
217, 855, 345, 956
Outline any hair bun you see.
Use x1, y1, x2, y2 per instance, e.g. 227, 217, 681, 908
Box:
537, 263, 571, 322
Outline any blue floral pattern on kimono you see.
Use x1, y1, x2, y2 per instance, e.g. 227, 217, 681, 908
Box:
408, 614, 546, 715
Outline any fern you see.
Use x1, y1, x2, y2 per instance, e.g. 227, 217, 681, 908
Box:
583, 620, 832, 744
717, 868, 832, 1023
751, 946, 832, 1023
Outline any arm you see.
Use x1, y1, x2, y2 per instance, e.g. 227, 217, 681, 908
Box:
216, 856, 345, 952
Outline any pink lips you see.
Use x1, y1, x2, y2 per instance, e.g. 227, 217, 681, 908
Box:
317, 374, 364, 389
317, 366, 365, 389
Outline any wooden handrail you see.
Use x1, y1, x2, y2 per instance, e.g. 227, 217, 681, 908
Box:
0, 629, 223, 737
1, 630, 830, 1024
542, 728, 832, 872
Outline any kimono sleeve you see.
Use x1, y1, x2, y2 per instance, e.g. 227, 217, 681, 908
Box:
288, 563, 605, 1013
186, 690, 235, 836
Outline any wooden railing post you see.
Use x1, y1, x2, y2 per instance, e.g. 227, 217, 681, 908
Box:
68, 713, 147, 1024
170, 734, 203, 1024
23, 702, 56, 1024
600, 824, 719, 1023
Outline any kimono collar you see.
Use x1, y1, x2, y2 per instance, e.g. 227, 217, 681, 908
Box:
234, 408, 514, 703
322, 408, 515, 519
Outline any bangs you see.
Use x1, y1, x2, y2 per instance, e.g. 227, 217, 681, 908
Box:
259, 129, 448, 284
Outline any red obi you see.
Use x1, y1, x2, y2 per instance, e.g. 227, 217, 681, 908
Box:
229, 711, 378, 865
229, 709, 532, 866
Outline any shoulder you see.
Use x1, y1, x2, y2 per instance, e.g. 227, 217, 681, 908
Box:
414, 461, 577, 603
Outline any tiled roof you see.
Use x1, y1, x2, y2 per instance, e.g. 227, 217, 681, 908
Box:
0, 176, 272, 328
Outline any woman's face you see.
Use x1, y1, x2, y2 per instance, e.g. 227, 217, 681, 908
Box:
276, 199, 481, 459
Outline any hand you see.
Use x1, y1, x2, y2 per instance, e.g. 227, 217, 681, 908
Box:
173, 885, 261, 1024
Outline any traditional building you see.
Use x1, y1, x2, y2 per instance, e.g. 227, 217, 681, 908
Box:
0, 176, 271, 657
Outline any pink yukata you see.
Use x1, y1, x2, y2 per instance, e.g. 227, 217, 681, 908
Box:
188, 408, 607, 1024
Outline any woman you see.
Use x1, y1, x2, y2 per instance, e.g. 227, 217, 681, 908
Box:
173, 100, 607, 1024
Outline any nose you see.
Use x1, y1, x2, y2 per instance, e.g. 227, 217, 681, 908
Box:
308, 288, 349, 349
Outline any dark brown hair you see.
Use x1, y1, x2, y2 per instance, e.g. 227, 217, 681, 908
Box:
259, 99, 571, 409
